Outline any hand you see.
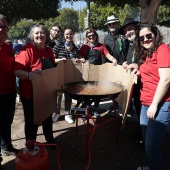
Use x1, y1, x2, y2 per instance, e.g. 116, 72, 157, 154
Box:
122, 61, 128, 69
112, 58, 117, 66
147, 103, 158, 120
126, 63, 138, 70
132, 68, 141, 77
75, 58, 86, 63
32, 69, 42, 75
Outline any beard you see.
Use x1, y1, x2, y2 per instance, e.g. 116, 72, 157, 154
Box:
109, 28, 116, 33
127, 34, 136, 42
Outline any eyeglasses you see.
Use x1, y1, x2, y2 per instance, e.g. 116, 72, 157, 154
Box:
107, 23, 116, 26
139, 33, 152, 42
0, 25, 8, 30
87, 34, 96, 38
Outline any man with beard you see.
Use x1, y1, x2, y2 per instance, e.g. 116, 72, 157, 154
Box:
104, 15, 129, 65
120, 18, 143, 140
49, 25, 62, 48
49, 25, 63, 122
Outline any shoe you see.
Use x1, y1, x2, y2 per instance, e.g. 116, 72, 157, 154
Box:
1, 147, 19, 156
137, 166, 149, 170
65, 115, 74, 124
93, 111, 100, 118
52, 113, 60, 122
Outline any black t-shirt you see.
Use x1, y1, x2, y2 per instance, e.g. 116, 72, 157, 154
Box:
104, 33, 129, 65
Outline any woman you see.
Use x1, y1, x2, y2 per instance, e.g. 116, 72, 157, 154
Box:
133, 22, 170, 170
53, 28, 82, 124
14, 23, 56, 144
78, 28, 117, 117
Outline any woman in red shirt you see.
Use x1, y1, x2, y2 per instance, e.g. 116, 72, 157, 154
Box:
78, 28, 117, 118
133, 22, 170, 170
14, 23, 56, 144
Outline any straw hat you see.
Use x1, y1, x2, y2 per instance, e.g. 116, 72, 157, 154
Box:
104, 15, 119, 25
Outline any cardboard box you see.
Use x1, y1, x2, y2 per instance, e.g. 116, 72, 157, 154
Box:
31, 60, 136, 128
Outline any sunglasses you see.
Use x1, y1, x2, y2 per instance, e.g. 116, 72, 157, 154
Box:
0, 25, 8, 30
139, 33, 152, 42
107, 23, 116, 26
87, 34, 96, 38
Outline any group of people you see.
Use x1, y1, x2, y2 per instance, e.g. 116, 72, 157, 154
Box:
0, 12, 170, 170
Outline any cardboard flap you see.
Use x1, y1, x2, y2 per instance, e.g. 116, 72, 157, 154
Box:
31, 61, 136, 127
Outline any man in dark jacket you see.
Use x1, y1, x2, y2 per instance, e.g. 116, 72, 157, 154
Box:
104, 15, 129, 65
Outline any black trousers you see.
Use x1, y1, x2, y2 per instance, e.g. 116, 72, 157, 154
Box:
0, 91, 16, 150
132, 79, 141, 119
21, 96, 54, 143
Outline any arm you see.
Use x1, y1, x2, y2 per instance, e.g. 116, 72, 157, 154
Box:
14, 69, 42, 80
105, 53, 117, 66
147, 68, 170, 119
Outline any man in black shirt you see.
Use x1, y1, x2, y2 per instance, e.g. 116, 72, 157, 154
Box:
104, 15, 129, 65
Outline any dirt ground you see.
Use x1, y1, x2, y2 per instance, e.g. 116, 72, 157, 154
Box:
1, 101, 170, 170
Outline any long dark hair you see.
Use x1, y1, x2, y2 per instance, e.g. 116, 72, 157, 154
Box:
134, 22, 163, 65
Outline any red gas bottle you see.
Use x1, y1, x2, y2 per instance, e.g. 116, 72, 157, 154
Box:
15, 140, 50, 170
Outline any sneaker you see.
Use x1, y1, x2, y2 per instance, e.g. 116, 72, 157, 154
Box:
93, 111, 100, 118
137, 166, 149, 170
65, 115, 74, 124
52, 113, 60, 122
1, 147, 19, 156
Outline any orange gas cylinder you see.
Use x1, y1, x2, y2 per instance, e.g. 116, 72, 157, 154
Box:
15, 140, 50, 170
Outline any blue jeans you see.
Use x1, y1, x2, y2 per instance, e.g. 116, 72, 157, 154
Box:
140, 101, 170, 170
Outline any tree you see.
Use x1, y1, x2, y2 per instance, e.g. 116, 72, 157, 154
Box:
0, 0, 60, 25
56, 8, 79, 32
65, 0, 170, 25
78, 3, 140, 31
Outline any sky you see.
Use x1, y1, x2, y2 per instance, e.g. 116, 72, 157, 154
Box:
61, 1, 86, 10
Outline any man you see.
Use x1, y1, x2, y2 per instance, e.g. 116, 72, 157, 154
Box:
49, 25, 62, 48
0, 14, 19, 160
49, 25, 65, 123
104, 15, 129, 65
120, 18, 142, 139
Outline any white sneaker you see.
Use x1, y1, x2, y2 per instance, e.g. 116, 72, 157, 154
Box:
52, 113, 60, 122
65, 115, 74, 124
93, 111, 100, 118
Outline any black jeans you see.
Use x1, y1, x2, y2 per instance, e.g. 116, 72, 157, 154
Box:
21, 96, 54, 143
0, 91, 16, 150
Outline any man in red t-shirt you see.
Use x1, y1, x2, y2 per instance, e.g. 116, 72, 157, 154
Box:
0, 14, 19, 160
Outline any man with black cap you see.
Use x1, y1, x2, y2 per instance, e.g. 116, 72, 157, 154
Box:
104, 15, 129, 65
120, 18, 139, 70
120, 17, 142, 140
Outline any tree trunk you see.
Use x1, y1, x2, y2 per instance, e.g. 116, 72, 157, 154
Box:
139, 0, 163, 24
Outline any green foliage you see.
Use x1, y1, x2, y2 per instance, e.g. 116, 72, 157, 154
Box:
56, 8, 79, 32
157, 5, 170, 27
0, 0, 60, 24
7, 8, 79, 40
78, 3, 140, 31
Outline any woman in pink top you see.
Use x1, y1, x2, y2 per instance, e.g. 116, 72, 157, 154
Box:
133, 22, 170, 170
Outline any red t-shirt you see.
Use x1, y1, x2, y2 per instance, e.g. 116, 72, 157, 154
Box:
0, 42, 16, 95
140, 44, 170, 105
78, 43, 109, 59
14, 43, 55, 100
